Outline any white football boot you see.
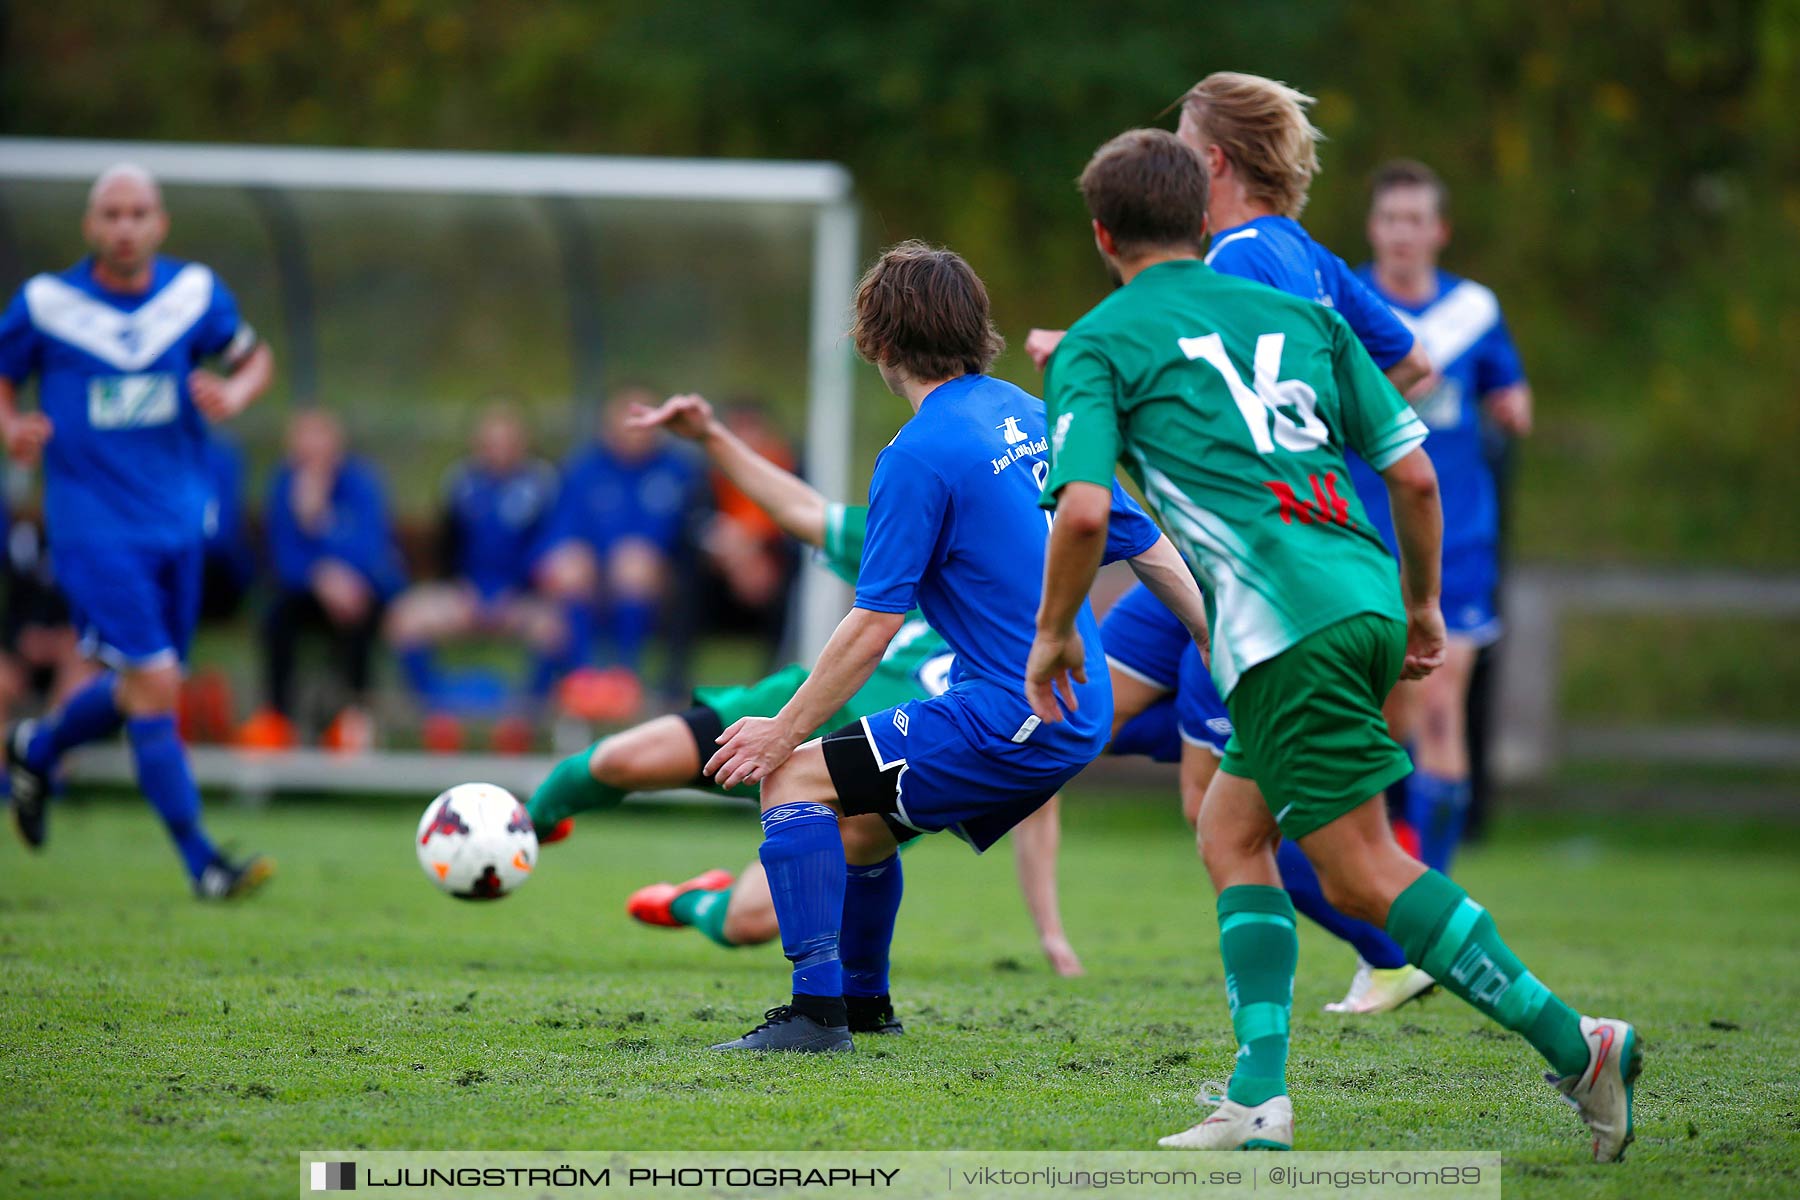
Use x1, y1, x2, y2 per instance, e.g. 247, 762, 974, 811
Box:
1158, 1081, 1292, 1150
1323, 958, 1437, 1014
1549, 1016, 1642, 1162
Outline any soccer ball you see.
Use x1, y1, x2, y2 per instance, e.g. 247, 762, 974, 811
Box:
415, 783, 538, 900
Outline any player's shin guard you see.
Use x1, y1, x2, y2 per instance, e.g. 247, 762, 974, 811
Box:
759, 802, 845, 1020
1276, 839, 1408, 969
527, 749, 625, 828
1216, 885, 1297, 1106
1385, 869, 1589, 1077
126, 715, 216, 881
841, 853, 903, 998
1406, 770, 1471, 874
27, 672, 124, 773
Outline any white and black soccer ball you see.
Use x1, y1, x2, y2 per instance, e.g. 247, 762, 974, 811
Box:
415, 783, 538, 900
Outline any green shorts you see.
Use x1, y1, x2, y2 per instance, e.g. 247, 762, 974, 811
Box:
1219, 612, 1412, 840
693, 663, 820, 731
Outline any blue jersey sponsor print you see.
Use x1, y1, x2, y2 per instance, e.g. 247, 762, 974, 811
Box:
0, 257, 250, 548
442, 458, 558, 600
1346, 268, 1525, 641
1205, 216, 1416, 371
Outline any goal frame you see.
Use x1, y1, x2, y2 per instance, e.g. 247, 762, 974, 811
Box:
0, 137, 861, 661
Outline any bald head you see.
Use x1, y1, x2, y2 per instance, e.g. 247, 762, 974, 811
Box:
87, 163, 163, 211
83, 163, 168, 288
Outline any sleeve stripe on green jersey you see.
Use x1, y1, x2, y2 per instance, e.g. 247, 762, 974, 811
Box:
1362, 409, 1430, 471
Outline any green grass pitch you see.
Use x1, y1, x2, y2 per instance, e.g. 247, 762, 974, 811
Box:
2, 789, 1796, 1198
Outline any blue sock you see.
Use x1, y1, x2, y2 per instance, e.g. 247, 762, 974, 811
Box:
1276, 838, 1408, 969
127, 715, 216, 881
525, 652, 561, 699
398, 646, 441, 698
1406, 770, 1472, 874
608, 596, 655, 671
758, 801, 845, 1001
841, 853, 903, 997
27, 672, 125, 773
561, 600, 596, 671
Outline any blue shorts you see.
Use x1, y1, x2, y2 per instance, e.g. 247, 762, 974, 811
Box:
55, 538, 202, 670
853, 693, 1091, 854
1101, 583, 1188, 691
1110, 697, 1182, 763
1442, 546, 1502, 646
1176, 644, 1233, 755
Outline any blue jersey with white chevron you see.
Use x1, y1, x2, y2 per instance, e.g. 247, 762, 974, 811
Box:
0, 257, 247, 547
1346, 267, 1525, 563
1205, 215, 1416, 371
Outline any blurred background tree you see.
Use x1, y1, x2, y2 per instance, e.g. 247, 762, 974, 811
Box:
2, 0, 1794, 565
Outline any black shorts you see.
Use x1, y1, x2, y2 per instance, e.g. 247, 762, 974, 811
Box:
820, 720, 921, 844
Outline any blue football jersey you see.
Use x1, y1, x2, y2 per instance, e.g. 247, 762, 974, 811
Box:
1205, 216, 1416, 371
443, 458, 559, 598
550, 441, 701, 552
0, 257, 249, 547
1346, 268, 1525, 563
854, 374, 1156, 764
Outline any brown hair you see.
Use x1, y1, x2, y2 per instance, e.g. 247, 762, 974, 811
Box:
1179, 72, 1322, 218
1078, 128, 1209, 256
849, 241, 1004, 381
1370, 158, 1450, 217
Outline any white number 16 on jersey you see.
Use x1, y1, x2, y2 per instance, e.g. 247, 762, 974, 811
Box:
1179, 332, 1327, 454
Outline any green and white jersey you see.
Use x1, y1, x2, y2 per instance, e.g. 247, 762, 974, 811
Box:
821, 502, 955, 719
1041, 259, 1427, 698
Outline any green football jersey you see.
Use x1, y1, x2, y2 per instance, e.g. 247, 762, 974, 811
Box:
821, 502, 955, 720
1041, 259, 1427, 698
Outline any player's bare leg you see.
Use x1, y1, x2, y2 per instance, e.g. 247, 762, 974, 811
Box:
1161, 770, 1294, 1150
529, 714, 703, 837
1300, 797, 1641, 1161
1009, 795, 1084, 976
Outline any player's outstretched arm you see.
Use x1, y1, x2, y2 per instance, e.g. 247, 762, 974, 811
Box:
706, 605, 904, 788
1381, 447, 1446, 680
1027, 480, 1112, 723
0, 378, 52, 465
629, 393, 828, 547
1485, 383, 1534, 436
1126, 534, 1210, 659
1025, 328, 1068, 371
1010, 795, 1084, 977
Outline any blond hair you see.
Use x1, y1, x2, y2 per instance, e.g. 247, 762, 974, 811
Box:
1180, 72, 1322, 218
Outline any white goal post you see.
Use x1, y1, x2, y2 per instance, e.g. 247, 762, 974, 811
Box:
0, 136, 861, 662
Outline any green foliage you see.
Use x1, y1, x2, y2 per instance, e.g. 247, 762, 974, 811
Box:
3, 1, 1794, 563
2, 795, 1798, 1196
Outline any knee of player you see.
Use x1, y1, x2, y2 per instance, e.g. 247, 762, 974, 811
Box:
607, 539, 667, 597
587, 737, 634, 787
722, 904, 779, 947
537, 544, 598, 599
116, 665, 181, 716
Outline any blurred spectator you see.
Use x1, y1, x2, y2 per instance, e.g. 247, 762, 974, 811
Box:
385, 402, 564, 722
241, 409, 404, 752
699, 398, 799, 658
534, 386, 706, 715
198, 431, 255, 623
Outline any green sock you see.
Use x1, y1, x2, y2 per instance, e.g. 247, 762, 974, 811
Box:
1386, 869, 1589, 1077
1217, 884, 1297, 1106
527, 750, 625, 827
668, 888, 735, 948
